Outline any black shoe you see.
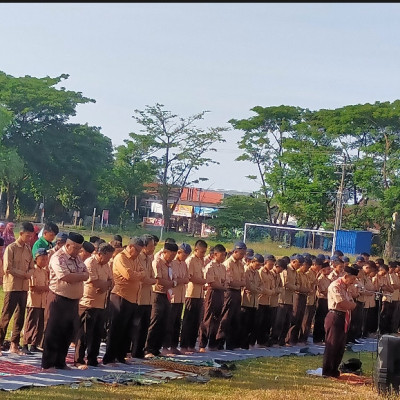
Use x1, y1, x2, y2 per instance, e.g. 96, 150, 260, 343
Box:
20, 345, 33, 355
29, 345, 42, 353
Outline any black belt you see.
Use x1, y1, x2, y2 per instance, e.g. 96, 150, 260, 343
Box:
329, 309, 346, 315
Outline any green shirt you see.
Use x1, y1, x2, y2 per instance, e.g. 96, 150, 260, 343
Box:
32, 236, 53, 256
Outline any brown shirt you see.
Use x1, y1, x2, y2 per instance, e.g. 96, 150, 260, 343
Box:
363, 275, 377, 308
296, 270, 311, 296
224, 255, 244, 289
137, 252, 155, 306
279, 265, 298, 305
111, 248, 144, 304
373, 274, 393, 302
317, 275, 331, 299
80, 255, 113, 309
152, 254, 172, 294
306, 269, 318, 306
242, 267, 262, 308
327, 277, 354, 311
389, 272, 400, 301
170, 258, 189, 303
48, 246, 88, 299
3, 238, 34, 292
185, 254, 205, 299
270, 269, 283, 307
204, 260, 226, 290
328, 269, 344, 282
258, 268, 275, 306
27, 266, 48, 308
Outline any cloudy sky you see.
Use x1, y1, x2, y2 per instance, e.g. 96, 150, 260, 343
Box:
1, 3, 400, 192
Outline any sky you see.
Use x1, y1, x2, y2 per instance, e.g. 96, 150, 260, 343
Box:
1, 3, 400, 193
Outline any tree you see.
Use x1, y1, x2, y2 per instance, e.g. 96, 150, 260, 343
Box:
0, 71, 96, 219
208, 195, 269, 239
230, 105, 306, 224
128, 103, 228, 229
98, 140, 156, 226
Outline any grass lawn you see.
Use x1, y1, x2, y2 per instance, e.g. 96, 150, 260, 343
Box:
0, 352, 383, 400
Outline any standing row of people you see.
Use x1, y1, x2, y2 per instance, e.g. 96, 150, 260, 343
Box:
0, 221, 398, 375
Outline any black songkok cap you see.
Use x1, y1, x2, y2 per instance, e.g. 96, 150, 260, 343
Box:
164, 242, 178, 252
82, 241, 95, 254
344, 265, 359, 276
68, 232, 84, 244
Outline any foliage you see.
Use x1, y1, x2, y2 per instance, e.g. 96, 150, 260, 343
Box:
208, 195, 269, 238
129, 103, 228, 228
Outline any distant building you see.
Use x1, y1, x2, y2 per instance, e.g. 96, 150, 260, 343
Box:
140, 183, 252, 236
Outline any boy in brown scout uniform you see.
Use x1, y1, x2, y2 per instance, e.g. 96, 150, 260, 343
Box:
21, 248, 49, 354
240, 253, 263, 349
0, 222, 35, 356
199, 244, 227, 352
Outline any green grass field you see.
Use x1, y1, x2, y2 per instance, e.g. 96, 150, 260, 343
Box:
0, 352, 383, 400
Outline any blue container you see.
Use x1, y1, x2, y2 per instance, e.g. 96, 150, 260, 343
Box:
335, 230, 372, 255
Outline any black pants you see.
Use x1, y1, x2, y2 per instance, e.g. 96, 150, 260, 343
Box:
362, 307, 376, 337
347, 301, 364, 342
287, 294, 307, 345
131, 304, 152, 358
180, 298, 203, 349
391, 301, 400, 333
24, 307, 44, 346
255, 305, 272, 346
271, 303, 293, 346
322, 310, 346, 377
74, 306, 105, 366
313, 298, 328, 343
41, 292, 79, 369
300, 304, 316, 343
0, 291, 27, 345
380, 301, 394, 335
102, 294, 137, 364
145, 293, 170, 356
199, 290, 224, 349
164, 303, 183, 349
216, 289, 241, 349
239, 306, 257, 349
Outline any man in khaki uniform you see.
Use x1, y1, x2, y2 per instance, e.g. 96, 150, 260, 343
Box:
180, 240, 208, 354
144, 242, 178, 358
313, 261, 332, 344
287, 257, 312, 345
389, 262, 400, 333
299, 257, 323, 344
256, 254, 276, 347
216, 241, 247, 350
41, 232, 88, 370
322, 265, 358, 377
164, 243, 190, 355
373, 264, 395, 334
199, 244, 227, 352
0, 222, 35, 355
74, 243, 114, 368
131, 235, 157, 359
271, 254, 302, 347
102, 237, 144, 365
240, 254, 263, 349
22, 248, 49, 354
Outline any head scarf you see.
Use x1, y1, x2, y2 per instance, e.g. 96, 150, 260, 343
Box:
3, 223, 15, 247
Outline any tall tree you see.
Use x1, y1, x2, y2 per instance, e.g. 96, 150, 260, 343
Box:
128, 103, 228, 229
230, 105, 306, 224
98, 140, 156, 226
0, 71, 96, 218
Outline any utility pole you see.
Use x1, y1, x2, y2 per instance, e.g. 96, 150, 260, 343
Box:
331, 154, 346, 256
